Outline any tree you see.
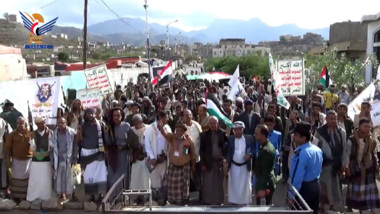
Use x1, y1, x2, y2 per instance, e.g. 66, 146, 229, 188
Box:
91, 52, 101, 60
205, 55, 270, 78
57, 52, 69, 62
305, 44, 378, 92
3, 13, 9, 20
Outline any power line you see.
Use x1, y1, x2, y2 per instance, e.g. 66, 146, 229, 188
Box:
98, 0, 138, 32
37, 0, 60, 10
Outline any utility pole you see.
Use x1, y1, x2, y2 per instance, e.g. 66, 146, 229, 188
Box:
83, 0, 88, 69
144, 0, 151, 84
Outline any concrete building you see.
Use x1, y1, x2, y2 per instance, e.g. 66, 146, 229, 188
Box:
0, 45, 27, 81
311, 21, 368, 61
362, 12, 380, 83
8, 14, 17, 22
330, 21, 368, 61
212, 38, 270, 58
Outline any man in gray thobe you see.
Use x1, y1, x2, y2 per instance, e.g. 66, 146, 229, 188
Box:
50, 117, 78, 201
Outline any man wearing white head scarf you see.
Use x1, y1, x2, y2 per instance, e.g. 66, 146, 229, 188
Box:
27, 116, 53, 201
129, 114, 149, 205
227, 121, 254, 205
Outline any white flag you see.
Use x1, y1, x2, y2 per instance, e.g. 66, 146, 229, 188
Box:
228, 65, 240, 87
228, 79, 245, 100
269, 53, 290, 109
377, 66, 380, 81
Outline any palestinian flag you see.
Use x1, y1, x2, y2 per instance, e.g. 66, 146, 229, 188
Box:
206, 91, 233, 128
152, 60, 173, 86
319, 65, 329, 88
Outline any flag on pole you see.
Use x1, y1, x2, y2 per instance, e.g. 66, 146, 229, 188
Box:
228, 65, 240, 87
319, 65, 330, 88
152, 60, 173, 86
206, 91, 233, 128
269, 53, 290, 109
228, 65, 245, 100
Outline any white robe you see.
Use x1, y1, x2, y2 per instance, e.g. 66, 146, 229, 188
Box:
227, 137, 252, 205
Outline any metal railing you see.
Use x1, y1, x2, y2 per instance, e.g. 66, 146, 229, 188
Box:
102, 175, 313, 213
285, 181, 313, 213
102, 174, 125, 213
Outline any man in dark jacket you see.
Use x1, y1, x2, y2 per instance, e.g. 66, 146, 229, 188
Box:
238, 99, 261, 135
200, 116, 228, 205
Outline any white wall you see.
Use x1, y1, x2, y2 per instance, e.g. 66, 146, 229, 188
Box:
366, 20, 380, 83
0, 54, 27, 81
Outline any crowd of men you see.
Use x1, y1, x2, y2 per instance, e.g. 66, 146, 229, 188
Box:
0, 74, 379, 213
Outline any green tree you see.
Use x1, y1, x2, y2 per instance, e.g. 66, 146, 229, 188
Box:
91, 52, 101, 60
3, 13, 9, 20
205, 55, 270, 78
305, 44, 378, 92
57, 52, 69, 62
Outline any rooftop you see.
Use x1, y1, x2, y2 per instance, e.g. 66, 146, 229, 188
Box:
362, 11, 380, 22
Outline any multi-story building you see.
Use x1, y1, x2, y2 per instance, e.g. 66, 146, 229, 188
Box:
212, 38, 270, 58
362, 11, 380, 82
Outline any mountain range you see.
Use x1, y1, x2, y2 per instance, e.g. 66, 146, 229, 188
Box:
53, 17, 329, 46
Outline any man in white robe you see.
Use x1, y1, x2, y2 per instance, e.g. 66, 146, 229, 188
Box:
144, 111, 171, 205
227, 121, 254, 205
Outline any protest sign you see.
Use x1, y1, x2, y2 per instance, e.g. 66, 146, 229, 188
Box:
78, 88, 102, 109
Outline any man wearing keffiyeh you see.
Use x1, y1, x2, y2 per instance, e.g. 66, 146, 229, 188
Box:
76, 108, 107, 202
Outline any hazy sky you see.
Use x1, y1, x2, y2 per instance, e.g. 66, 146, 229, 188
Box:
2, 0, 379, 32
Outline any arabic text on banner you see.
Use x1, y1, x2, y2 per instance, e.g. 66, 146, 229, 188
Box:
276, 60, 305, 96
370, 102, 380, 127
30, 77, 61, 125
78, 88, 102, 109
269, 53, 290, 109
84, 65, 112, 94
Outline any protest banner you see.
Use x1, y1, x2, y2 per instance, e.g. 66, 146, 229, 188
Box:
78, 88, 102, 109
30, 77, 61, 125
277, 59, 305, 96
371, 101, 380, 127
84, 65, 112, 94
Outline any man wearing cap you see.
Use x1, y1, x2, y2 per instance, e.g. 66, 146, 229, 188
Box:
0, 99, 23, 130
338, 85, 350, 105
227, 121, 254, 205
125, 102, 147, 125
290, 122, 323, 214
76, 108, 107, 202
5, 116, 33, 202
238, 99, 261, 136
27, 116, 53, 201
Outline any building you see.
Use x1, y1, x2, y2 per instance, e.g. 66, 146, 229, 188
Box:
212, 38, 270, 58
0, 45, 27, 81
328, 21, 367, 61
8, 14, 17, 22
362, 12, 380, 83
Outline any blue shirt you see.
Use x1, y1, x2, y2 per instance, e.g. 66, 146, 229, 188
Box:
290, 142, 323, 194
